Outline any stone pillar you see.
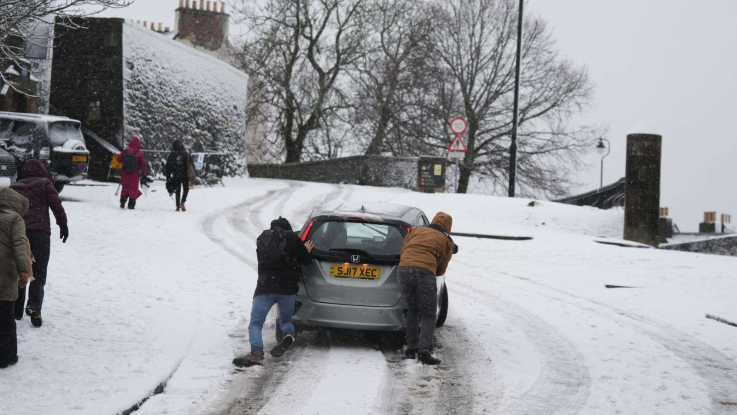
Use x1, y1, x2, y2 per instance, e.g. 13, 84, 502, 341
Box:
624, 133, 662, 246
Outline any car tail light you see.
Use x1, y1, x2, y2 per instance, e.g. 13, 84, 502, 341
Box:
302, 221, 315, 242
39, 147, 51, 160
51, 174, 58, 180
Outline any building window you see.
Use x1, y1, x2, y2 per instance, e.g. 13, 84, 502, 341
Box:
88, 101, 101, 123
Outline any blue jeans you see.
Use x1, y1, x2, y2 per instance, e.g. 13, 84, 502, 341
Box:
248, 294, 296, 352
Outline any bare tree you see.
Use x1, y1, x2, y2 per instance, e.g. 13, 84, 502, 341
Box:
432, 0, 604, 198
350, 0, 437, 156
0, 0, 132, 96
233, 0, 367, 163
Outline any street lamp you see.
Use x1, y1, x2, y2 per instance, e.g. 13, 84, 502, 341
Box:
507, 0, 523, 197
596, 138, 611, 189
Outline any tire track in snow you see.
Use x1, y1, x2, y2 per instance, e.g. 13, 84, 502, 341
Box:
494, 274, 737, 414
207, 183, 348, 415
452, 284, 592, 415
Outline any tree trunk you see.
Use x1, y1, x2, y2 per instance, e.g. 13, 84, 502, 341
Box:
457, 158, 472, 193
285, 140, 303, 163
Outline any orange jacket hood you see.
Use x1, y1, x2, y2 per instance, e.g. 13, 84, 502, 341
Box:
431, 212, 453, 233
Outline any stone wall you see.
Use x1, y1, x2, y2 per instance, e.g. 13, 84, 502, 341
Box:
247, 156, 419, 190
661, 235, 737, 257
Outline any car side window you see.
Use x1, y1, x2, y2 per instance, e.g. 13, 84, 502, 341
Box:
421, 215, 429, 225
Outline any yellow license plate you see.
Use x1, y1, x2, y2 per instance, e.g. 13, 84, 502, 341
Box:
72, 156, 87, 162
329, 264, 381, 280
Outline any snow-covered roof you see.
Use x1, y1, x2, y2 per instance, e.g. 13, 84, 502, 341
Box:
0, 111, 78, 124
122, 21, 249, 175
311, 202, 420, 222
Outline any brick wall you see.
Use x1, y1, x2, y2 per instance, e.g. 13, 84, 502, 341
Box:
175, 7, 228, 51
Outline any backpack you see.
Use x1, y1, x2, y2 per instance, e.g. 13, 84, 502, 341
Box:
256, 229, 289, 269
122, 151, 138, 173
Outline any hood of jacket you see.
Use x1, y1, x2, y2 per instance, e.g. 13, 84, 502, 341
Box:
172, 140, 185, 151
270, 217, 293, 232
127, 137, 142, 153
23, 159, 48, 179
431, 212, 453, 233
0, 187, 29, 216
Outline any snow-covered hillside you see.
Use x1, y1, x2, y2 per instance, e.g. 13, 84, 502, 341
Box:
1, 179, 736, 415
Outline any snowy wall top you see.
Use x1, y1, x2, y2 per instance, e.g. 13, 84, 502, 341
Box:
122, 22, 249, 175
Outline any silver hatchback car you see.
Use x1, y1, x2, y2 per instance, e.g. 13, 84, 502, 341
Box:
290, 203, 449, 336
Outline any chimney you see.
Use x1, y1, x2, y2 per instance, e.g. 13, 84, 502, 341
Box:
175, 0, 230, 51
143, 20, 147, 27
158, 22, 163, 32
179, 0, 183, 7
185, 0, 190, 8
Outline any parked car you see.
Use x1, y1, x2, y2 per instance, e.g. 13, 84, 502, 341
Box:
285, 203, 449, 344
0, 146, 17, 184
0, 111, 90, 192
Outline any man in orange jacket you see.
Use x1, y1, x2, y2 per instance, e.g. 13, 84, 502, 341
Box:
398, 212, 454, 365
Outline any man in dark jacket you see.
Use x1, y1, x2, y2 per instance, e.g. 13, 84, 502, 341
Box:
164, 140, 190, 212
10, 160, 69, 327
398, 212, 454, 365
233, 217, 314, 367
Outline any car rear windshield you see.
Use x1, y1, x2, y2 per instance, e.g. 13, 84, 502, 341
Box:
49, 122, 83, 146
310, 221, 406, 257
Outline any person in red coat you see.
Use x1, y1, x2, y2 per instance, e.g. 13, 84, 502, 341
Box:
116, 137, 147, 210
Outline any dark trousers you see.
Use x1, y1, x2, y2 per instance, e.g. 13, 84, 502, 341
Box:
0, 301, 17, 364
175, 178, 189, 206
398, 267, 437, 352
14, 231, 51, 317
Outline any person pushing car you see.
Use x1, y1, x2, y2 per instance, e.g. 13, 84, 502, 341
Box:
233, 217, 314, 367
398, 212, 454, 365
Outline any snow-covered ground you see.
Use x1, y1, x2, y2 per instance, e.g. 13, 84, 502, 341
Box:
2, 178, 736, 415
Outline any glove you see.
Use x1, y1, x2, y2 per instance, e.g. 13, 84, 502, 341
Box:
140, 177, 147, 186
60, 225, 69, 243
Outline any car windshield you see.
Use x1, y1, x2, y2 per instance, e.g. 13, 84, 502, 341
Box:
310, 221, 406, 257
49, 122, 84, 146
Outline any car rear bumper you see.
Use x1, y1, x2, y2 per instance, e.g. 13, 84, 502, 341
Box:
293, 296, 407, 332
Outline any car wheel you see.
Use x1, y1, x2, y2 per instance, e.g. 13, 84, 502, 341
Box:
436, 284, 449, 327
275, 316, 284, 343
53, 182, 65, 193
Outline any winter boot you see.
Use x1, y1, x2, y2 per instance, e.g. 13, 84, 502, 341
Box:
30, 309, 42, 328
233, 350, 264, 367
418, 350, 441, 365
0, 355, 18, 369
270, 333, 295, 357
181, 203, 186, 212
175, 205, 181, 212
128, 198, 136, 210
404, 348, 418, 360
120, 195, 128, 209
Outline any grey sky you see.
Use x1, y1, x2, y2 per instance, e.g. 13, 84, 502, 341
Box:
86, 0, 736, 232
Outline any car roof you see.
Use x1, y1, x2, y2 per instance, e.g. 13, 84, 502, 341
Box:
0, 111, 80, 125
309, 202, 426, 225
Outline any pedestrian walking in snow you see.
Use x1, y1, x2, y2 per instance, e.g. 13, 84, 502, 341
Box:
398, 212, 455, 365
164, 140, 191, 212
10, 161, 68, 328
0, 188, 30, 368
233, 217, 315, 367
116, 137, 147, 210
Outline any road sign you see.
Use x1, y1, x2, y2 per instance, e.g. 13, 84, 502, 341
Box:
448, 151, 464, 160
450, 118, 467, 135
449, 136, 467, 152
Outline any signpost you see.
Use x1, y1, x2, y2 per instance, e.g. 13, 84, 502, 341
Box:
448, 118, 468, 192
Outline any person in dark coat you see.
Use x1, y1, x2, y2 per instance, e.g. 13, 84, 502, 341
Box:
0, 188, 29, 368
164, 140, 190, 212
233, 217, 315, 367
116, 137, 146, 210
10, 160, 68, 328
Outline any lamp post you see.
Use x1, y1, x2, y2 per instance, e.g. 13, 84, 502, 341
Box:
596, 138, 611, 189
508, 0, 523, 197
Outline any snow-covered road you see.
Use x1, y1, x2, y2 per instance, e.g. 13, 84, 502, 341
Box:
2, 178, 736, 415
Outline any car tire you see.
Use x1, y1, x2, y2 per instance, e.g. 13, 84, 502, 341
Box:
436, 284, 449, 327
53, 182, 65, 193
275, 316, 284, 343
